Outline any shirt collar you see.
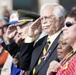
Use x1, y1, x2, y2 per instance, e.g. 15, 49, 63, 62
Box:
48, 30, 61, 44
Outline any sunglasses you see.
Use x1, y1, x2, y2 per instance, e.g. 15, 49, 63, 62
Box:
65, 22, 76, 27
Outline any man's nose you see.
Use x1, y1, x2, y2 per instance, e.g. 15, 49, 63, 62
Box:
41, 18, 47, 24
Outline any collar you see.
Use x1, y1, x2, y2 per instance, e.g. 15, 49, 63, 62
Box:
48, 30, 61, 44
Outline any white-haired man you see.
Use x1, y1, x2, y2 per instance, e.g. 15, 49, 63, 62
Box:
18, 3, 67, 75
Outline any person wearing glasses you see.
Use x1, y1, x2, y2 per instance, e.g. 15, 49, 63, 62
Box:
47, 9, 76, 75
18, 3, 66, 75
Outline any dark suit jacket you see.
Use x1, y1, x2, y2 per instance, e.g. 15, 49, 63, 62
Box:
20, 33, 61, 75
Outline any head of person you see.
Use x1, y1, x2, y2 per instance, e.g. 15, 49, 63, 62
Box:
71, 5, 76, 11
62, 9, 76, 48
40, 3, 67, 36
2, 18, 9, 42
14, 22, 32, 45
5, 10, 40, 44
15, 10, 39, 37
57, 34, 72, 60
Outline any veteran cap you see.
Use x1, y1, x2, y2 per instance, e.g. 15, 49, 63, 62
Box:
5, 10, 40, 26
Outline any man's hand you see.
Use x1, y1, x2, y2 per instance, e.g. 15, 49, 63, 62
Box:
27, 18, 41, 38
14, 33, 22, 45
47, 60, 62, 75
6, 25, 17, 42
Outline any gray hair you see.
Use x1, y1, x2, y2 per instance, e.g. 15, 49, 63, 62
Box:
53, 5, 67, 20
40, 3, 60, 11
40, 3, 67, 20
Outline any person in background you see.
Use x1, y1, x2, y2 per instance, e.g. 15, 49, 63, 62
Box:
57, 34, 72, 61
47, 34, 72, 75
0, 18, 21, 75
47, 8, 76, 75
71, 5, 76, 11
1, 1, 10, 21
1, 10, 40, 57
1, 10, 40, 75
0, 18, 5, 41
0, 18, 12, 75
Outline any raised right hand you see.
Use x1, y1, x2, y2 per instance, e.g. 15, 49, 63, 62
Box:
6, 25, 17, 40
27, 18, 41, 38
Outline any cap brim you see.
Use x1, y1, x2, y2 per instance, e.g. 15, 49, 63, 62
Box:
4, 19, 33, 27
16, 19, 33, 26
4, 21, 18, 26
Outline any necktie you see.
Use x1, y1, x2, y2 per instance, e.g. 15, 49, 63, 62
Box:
38, 38, 50, 65
32, 38, 51, 74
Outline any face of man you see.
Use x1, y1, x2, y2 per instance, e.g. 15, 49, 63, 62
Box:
16, 24, 29, 38
62, 17, 76, 45
40, 6, 62, 36
14, 24, 29, 44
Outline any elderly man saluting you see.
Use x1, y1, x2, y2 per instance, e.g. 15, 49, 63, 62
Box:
19, 3, 67, 75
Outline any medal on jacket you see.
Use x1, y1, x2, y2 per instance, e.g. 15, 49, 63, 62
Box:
41, 50, 51, 61
41, 52, 50, 61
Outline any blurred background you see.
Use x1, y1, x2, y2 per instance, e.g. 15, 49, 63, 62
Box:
0, 0, 76, 17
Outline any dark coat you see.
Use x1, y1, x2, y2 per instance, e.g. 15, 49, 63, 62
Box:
1, 41, 20, 57
20, 33, 61, 75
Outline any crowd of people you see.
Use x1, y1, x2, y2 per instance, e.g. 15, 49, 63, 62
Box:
0, 2, 76, 75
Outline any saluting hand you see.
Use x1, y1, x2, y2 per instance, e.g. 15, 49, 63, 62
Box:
6, 25, 17, 42
27, 18, 41, 38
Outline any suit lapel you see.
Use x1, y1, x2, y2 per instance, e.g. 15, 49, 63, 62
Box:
30, 36, 47, 71
34, 33, 61, 75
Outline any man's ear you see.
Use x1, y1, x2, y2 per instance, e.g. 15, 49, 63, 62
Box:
59, 16, 64, 26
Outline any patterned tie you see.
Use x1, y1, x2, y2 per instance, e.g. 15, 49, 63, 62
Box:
32, 38, 51, 74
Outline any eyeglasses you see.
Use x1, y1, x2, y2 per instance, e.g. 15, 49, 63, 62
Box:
40, 15, 56, 21
64, 22, 76, 27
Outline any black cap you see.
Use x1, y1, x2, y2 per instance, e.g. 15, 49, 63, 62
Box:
5, 10, 40, 26
17, 9, 40, 21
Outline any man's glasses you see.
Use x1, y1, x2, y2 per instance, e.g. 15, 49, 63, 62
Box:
64, 22, 76, 27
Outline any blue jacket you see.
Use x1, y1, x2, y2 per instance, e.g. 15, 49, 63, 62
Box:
11, 63, 21, 75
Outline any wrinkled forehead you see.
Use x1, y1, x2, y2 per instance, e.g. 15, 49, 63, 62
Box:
40, 6, 54, 16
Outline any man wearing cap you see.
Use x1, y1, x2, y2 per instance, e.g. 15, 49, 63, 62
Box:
1, 10, 41, 56
1, 11, 43, 75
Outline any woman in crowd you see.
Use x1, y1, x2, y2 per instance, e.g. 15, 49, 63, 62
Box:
47, 33, 72, 75
57, 34, 72, 61
47, 9, 76, 75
